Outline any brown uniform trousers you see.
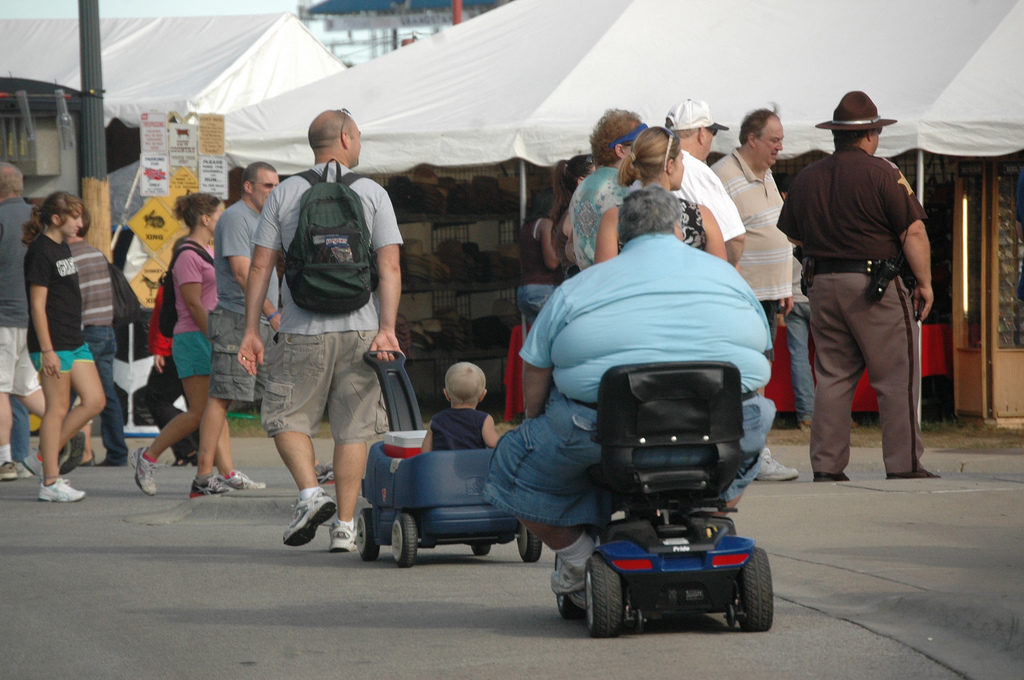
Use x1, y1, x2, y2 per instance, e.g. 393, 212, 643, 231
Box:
808, 271, 925, 475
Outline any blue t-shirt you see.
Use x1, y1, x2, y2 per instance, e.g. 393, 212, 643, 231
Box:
214, 199, 279, 318
522, 233, 772, 402
429, 408, 488, 450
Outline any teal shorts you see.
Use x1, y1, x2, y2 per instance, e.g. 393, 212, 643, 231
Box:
30, 344, 94, 373
171, 330, 212, 379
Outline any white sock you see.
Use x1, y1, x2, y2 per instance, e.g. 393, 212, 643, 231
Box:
555, 533, 595, 568
298, 487, 321, 501
332, 519, 354, 531
0, 444, 12, 464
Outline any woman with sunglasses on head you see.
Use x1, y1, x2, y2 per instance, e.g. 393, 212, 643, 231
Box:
593, 126, 727, 264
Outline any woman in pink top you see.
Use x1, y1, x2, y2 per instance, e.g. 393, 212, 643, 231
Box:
130, 193, 257, 497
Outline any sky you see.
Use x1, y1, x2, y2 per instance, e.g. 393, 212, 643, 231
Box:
2, 0, 305, 19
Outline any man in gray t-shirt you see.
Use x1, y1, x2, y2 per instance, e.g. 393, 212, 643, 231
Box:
240, 109, 402, 553
189, 162, 281, 497
0, 163, 46, 479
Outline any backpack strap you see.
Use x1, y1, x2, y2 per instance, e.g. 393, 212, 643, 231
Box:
173, 241, 214, 266
297, 159, 363, 187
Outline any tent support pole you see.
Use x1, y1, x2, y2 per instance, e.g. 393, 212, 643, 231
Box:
915, 148, 925, 425
519, 159, 527, 224
916, 149, 925, 208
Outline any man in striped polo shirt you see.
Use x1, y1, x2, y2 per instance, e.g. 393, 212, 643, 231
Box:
713, 107, 798, 482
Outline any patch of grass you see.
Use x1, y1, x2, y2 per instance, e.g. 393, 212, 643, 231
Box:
767, 413, 1022, 449
228, 405, 1020, 451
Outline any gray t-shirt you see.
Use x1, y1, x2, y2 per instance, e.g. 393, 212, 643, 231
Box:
0, 197, 33, 327
252, 162, 402, 335
214, 199, 279, 318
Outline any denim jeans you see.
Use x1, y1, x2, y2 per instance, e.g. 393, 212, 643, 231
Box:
516, 284, 556, 326
10, 397, 30, 463
785, 301, 815, 422
83, 325, 128, 464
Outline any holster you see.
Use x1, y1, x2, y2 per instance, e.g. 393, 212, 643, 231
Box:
800, 256, 815, 295
866, 258, 902, 302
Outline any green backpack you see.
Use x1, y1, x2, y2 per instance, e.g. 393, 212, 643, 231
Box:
285, 160, 378, 314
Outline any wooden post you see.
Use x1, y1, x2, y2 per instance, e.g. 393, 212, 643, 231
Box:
82, 176, 111, 260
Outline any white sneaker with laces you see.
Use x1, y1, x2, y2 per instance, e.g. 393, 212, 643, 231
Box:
551, 555, 586, 596
0, 461, 17, 481
38, 478, 86, 502
130, 447, 158, 495
283, 488, 337, 546
22, 450, 43, 478
314, 462, 334, 485
756, 447, 799, 481
223, 470, 266, 490
329, 522, 356, 552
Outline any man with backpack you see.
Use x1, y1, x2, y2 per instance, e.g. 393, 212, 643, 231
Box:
239, 109, 403, 552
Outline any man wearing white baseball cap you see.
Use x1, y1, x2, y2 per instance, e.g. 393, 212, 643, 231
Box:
665, 99, 746, 265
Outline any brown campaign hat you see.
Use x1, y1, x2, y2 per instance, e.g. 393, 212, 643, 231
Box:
816, 91, 896, 130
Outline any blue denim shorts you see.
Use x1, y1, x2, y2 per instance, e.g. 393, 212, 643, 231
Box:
172, 330, 211, 379
482, 388, 775, 526
723, 393, 775, 502
483, 388, 611, 529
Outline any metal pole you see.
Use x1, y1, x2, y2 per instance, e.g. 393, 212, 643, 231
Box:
78, 0, 106, 179
917, 149, 925, 209
519, 159, 527, 224
79, 0, 112, 258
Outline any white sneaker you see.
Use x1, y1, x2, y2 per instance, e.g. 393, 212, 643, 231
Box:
222, 470, 266, 491
756, 447, 799, 481
13, 461, 34, 479
38, 478, 86, 502
314, 462, 334, 485
0, 461, 17, 481
329, 522, 356, 553
22, 450, 43, 478
551, 555, 586, 596
130, 447, 158, 496
283, 488, 337, 547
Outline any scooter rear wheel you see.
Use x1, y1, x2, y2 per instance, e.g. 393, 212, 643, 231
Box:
586, 554, 623, 638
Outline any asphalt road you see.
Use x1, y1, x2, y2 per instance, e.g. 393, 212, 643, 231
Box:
2, 441, 1022, 680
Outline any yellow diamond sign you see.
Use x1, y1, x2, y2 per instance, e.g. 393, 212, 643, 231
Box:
130, 257, 170, 309
169, 166, 199, 203
129, 197, 182, 258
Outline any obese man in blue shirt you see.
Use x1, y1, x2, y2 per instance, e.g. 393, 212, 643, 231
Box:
483, 185, 775, 602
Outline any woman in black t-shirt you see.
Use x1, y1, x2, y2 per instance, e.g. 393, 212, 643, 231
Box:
22, 192, 105, 502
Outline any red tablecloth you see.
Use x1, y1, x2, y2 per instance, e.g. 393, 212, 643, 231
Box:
765, 323, 953, 413
504, 323, 953, 418
504, 324, 525, 421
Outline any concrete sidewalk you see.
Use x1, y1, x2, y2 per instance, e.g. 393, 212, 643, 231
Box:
2, 436, 1022, 679
137, 436, 1024, 677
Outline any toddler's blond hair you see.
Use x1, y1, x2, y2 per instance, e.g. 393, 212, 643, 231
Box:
444, 362, 486, 405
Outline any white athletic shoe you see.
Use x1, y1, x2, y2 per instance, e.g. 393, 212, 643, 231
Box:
756, 447, 799, 481
38, 478, 86, 502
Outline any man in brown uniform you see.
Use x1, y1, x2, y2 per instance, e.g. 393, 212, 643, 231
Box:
777, 91, 937, 481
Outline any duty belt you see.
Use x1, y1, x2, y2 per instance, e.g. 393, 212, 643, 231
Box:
813, 258, 888, 275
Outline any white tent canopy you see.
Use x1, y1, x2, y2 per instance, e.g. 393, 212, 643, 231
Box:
1, 13, 346, 127
226, 0, 1024, 175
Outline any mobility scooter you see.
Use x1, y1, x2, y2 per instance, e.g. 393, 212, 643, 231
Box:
356, 351, 543, 568
557, 361, 773, 637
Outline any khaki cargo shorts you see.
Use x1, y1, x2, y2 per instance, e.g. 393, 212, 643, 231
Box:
261, 330, 387, 444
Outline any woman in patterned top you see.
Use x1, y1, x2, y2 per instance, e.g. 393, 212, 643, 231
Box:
594, 126, 727, 263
